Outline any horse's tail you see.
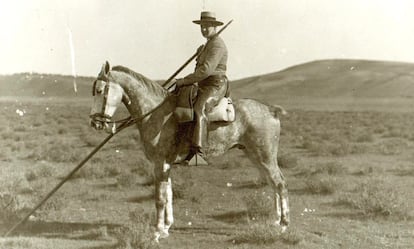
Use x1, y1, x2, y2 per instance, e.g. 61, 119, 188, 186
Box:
269, 105, 287, 117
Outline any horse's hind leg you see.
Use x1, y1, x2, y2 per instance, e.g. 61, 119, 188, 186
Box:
244, 134, 290, 230
256, 157, 290, 230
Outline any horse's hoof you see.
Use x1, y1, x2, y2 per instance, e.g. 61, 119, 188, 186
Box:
154, 230, 169, 242
273, 222, 288, 233
159, 230, 169, 239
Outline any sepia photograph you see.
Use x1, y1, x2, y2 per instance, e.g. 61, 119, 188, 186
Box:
0, 0, 413, 248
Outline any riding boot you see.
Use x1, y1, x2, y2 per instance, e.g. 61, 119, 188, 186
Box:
193, 115, 208, 155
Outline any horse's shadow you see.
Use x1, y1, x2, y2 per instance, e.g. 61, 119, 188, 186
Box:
208, 210, 249, 224
1, 220, 117, 236
125, 193, 154, 203
1, 220, 121, 249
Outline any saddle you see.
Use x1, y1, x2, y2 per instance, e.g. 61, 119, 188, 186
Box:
174, 85, 235, 123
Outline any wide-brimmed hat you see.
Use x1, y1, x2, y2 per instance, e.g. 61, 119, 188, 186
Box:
192, 11, 223, 26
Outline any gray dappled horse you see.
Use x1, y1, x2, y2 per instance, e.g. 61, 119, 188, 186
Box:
89, 61, 290, 240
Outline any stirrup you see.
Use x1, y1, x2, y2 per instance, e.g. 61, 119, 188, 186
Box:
181, 147, 208, 166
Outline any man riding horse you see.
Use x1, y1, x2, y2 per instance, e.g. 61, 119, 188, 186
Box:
89, 11, 290, 241
175, 11, 229, 161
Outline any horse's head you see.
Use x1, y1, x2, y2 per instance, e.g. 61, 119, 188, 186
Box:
89, 61, 127, 133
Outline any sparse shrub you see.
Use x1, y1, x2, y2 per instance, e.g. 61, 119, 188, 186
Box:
172, 181, 191, 199
117, 173, 136, 188
57, 128, 67, 134
134, 168, 154, 186
0, 192, 21, 223
75, 164, 122, 179
13, 125, 27, 132
217, 159, 242, 169
25, 170, 38, 181
384, 127, 408, 138
27, 142, 83, 163
24, 164, 54, 181
278, 153, 298, 169
301, 135, 365, 156
0, 177, 36, 224
81, 134, 104, 147
243, 191, 273, 220
301, 136, 320, 151
1, 132, 13, 140
322, 161, 345, 175
10, 141, 25, 151
233, 223, 301, 245
327, 141, 353, 156
33, 121, 42, 127
352, 166, 374, 176
135, 165, 154, 179
104, 165, 122, 177
113, 209, 159, 249
356, 133, 374, 143
38, 164, 54, 178
0, 238, 32, 248
24, 140, 37, 150
189, 191, 204, 204
0, 150, 12, 162
373, 126, 386, 134
295, 161, 345, 176
36, 190, 66, 215
304, 175, 337, 195
339, 179, 410, 220
377, 138, 406, 155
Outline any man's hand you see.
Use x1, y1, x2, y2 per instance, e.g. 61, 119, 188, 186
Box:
196, 45, 205, 54
175, 78, 186, 88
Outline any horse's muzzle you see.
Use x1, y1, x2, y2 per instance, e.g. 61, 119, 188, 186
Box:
89, 114, 110, 130
89, 115, 117, 134
89, 118, 105, 130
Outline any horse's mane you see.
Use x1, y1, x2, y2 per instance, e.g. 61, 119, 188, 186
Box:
111, 65, 167, 97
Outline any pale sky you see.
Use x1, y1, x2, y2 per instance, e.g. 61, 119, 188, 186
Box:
1, 0, 414, 80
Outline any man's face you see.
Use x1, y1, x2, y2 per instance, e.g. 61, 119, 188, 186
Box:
200, 24, 216, 38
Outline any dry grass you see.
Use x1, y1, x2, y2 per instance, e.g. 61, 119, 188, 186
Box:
294, 161, 345, 177
113, 208, 159, 249
338, 178, 410, 220
0, 100, 413, 248
243, 191, 274, 221
277, 152, 299, 169
304, 175, 337, 195
116, 172, 137, 188
233, 223, 302, 245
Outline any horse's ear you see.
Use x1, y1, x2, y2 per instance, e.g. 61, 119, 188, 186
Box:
99, 61, 110, 76
104, 61, 110, 74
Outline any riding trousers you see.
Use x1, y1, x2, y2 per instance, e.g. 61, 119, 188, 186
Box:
193, 75, 228, 149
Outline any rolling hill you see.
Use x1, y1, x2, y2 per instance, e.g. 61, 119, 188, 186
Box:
1, 59, 414, 103
230, 59, 414, 100
0, 73, 94, 98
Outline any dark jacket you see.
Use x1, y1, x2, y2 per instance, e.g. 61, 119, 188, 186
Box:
182, 35, 227, 86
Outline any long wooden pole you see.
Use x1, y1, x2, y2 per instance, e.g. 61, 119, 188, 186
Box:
162, 19, 233, 90
3, 118, 134, 237
4, 20, 233, 237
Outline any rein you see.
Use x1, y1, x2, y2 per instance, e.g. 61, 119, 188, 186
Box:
91, 75, 173, 132
119, 94, 172, 128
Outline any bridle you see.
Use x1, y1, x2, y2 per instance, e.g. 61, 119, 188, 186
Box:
90, 75, 114, 124
90, 74, 172, 132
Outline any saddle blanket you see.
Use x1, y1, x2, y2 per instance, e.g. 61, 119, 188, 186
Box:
174, 85, 235, 123
207, 97, 235, 122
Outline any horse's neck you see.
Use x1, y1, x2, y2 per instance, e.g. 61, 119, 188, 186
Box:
116, 75, 170, 118
124, 82, 177, 155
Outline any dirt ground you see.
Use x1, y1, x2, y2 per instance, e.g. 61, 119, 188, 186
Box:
0, 98, 413, 249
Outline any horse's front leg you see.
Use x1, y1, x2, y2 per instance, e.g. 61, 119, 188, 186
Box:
154, 162, 173, 241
